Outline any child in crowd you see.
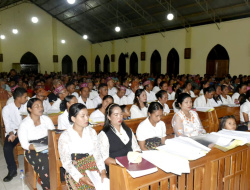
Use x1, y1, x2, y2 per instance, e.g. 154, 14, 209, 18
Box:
219, 115, 248, 131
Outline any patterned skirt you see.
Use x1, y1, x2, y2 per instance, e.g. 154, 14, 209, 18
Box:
145, 137, 162, 150
65, 154, 100, 190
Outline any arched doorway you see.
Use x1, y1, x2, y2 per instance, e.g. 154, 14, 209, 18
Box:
206, 44, 229, 77
119, 53, 126, 76
150, 50, 161, 75
77, 55, 87, 74
95, 56, 101, 73
62, 55, 73, 74
20, 52, 39, 73
103, 55, 110, 73
167, 48, 179, 75
130, 52, 138, 75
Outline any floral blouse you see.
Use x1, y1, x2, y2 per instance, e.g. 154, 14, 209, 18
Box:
171, 110, 206, 137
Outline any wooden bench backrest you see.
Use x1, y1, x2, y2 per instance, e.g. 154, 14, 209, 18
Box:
0, 100, 7, 145
215, 106, 240, 123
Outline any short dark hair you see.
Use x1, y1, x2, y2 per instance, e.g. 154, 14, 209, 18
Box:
27, 98, 42, 114
96, 95, 114, 110
13, 87, 27, 100
219, 115, 236, 130
155, 90, 167, 100
60, 95, 76, 111
133, 89, 147, 110
148, 102, 163, 114
68, 103, 87, 123
159, 81, 167, 88
203, 86, 215, 94
175, 93, 191, 109
66, 82, 75, 89
98, 83, 107, 92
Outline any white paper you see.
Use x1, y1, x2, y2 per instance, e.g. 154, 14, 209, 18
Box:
85, 170, 110, 190
214, 129, 250, 143
195, 107, 214, 112
32, 143, 48, 152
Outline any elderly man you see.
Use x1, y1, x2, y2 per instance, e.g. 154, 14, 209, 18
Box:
47, 79, 63, 102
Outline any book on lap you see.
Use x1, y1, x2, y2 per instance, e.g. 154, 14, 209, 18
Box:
115, 155, 158, 178
32, 143, 48, 152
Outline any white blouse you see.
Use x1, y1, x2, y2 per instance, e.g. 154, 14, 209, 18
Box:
127, 92, 135, 104
71, 92, 79, 99
210, 98, 222, 107
152, 86, 160, 93
58, 127, 105, 183
145, 90, 156, 102
221, 95, 233, 105
108, 87, 117, 96
232, 92, 240, 103
240, 100, 250, 122
172, 110, 205, 137
193, 95, 213, 108
130, 104, 148, 119
58, 110, 72, 130
158, 101, 170, 114
78, 97, 95, 109
18, 115, 55, 150
89, 109, 105, 122
112, 94, 128, 105
169, 91, 176, 100
89, 90, 98, 100
92, 95, 102, 108
98, 127, 141, 161
50, 98, 61, 111
136, 118, 166, 141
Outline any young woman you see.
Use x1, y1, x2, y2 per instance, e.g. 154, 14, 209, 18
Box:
169, 83, 180, 100
199, 81, 209, 96
78, 83, 95, 109
239, 91, 250, 122
130, 89, 148, 119
210, 85, 223, 107
232, 83, 247, 104
152, 77, 162, 93
155, 90, 170, 115
183, 82, 196, 98
18, 98, 55, 190
220, 85, 233, 105
193, 86, 215, 108
58, 103, 107, 189
58, 95, 78, 130
172, 93, 206, 137
90, 95, 114, 122
136, 102, 167, 150
168, 79, 175, 94
98, 104, 141, 176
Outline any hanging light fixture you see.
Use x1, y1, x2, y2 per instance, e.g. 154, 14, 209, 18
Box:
31, 16, 39, 23
12, 29, 18, 34
167, 0, 174, 21
83, 34, 88, 39
61, 39, 66, 44
67, 0, 76, 4
115, 26, 120, 32
114, 0, 121, 32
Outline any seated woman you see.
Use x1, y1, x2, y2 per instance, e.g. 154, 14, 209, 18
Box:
193, 86, 215, 108
120, 105, 131, 120
240, 91, 250, 123
152, 77, 162, 93
199, 81, 209, 96
232, 83, 247, 104
58, 103, 107, 189
58, 95, 78, 130
18, 98, 55, 190
172, 93, 206, 137
136, 102, 167, 150
173, 88, 184, 113
210, 85, 223, 107
156, 90, 170, 115
169, 83, 180, 100
183, 82, 196, 98
130, 89, 148, 119
98, 104, 141, 176
90, 95, 114, 123
220, 85, 233, 105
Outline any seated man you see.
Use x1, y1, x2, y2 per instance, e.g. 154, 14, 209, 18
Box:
78, 83, 95, 109
92, 83, 108, 108
2, 87, 28, 182
143, 80, 156, 102
112, 85, 128, 105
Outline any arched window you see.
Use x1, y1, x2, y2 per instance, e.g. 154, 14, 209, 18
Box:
20, 52, 39, 73
167, 48, 179, 75
206, 44, 229, 77
103, 55, 110, 73
77, 55, 87, 74
130, 52, 138, 75
118, 53, 126, 76
95, 56, 101, 73
62, 55, 73, 74
150, 50, 161, 75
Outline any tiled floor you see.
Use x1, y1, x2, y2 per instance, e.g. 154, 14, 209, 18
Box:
0, 144, 42, 190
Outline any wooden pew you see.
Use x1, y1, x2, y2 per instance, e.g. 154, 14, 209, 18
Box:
0, 100, 7, 145
215, 106, 240, 124
24, 158, 38, 190
166, 98, 196, 110
197, 109, 219, 133
110, 145, 250, 189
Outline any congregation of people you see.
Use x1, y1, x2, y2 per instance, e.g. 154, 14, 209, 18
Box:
1, 69, 250, 189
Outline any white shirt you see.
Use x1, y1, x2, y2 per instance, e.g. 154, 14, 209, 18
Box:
173, 100, 179, 113
78, 97, 95, 109
112, 94, 128, 105
240, 100, 250, 122
90, 109, 105, 122
58, 110, 71, 130
199, 89, 204, 96
32, 95, 51, 113
210, 98, 223, 107
221, 95, 233, 105
71, 92, 79, 99
232, 92, 240, 103
152, 86, 160, 94
89, 90, 98, 100
169, 91, 176, 100
98, 127, 141, 161
7, 96, 30, 105
108, 87, 117, 96
18, 115, 55, 150
125, 88, 132, 96
50, 98, 61, 111
145, 90, 156, 102
58, 127, 105, 183
127, 92, 135, 104
136, 118, 166, 141
158, 101, 170, 114
130, 104, 148, 119
190, 91, 196, 98
2, 102, 27, 136
92, 95, 102, 108
193, 95, 213, 108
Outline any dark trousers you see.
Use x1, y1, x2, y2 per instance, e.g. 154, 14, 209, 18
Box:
3, 135, 19, 172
